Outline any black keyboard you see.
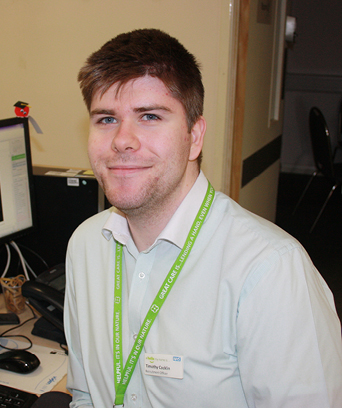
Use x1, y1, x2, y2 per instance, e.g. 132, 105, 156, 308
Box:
0, 384, 38, 408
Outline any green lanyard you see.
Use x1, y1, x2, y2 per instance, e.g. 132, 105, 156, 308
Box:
113, 182, 215, 407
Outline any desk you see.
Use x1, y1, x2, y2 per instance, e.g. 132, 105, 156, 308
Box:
0, 294, 68, 394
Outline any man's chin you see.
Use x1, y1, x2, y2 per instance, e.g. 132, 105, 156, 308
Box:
102, 178, 158, 210
105, 192, 145, 213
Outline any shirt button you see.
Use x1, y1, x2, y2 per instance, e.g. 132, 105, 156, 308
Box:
139, 272, 145, 279
131, 394, 138, 401
133, 334, 138, 340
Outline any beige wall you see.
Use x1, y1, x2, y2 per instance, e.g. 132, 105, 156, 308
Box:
0, 0, 233, 191
238, 0, 284, 221
240, 161, 281, 220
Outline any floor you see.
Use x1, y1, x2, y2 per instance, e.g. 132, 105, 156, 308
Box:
275, 172, 342, 321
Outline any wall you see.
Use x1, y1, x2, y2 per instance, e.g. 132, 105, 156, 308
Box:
281, 0, 342, 174
0, 0, 233, 191
238, 0, 284, 221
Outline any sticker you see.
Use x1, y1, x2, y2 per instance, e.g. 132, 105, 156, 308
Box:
45, 171, 79, 177
66, 169, 81, 174
144, 354, 183, 379
67, 177, 80, 187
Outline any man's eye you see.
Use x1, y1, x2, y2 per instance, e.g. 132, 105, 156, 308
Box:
100, 117, 116, 124
142, 114, 159, 121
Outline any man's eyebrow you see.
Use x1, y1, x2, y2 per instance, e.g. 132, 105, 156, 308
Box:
90, 108, 115, 117
134, 105, 172, 114
90, 105, 172, 117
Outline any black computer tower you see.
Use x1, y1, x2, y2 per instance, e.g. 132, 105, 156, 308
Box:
3, 166, 109, 276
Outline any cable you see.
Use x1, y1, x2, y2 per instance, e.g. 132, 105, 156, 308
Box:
1, 241, 50, 281
17, 243, 49, 271
0, 305, 68, 355
1, 244, 11, 278
10, 242, 30, 281
24, 260, 38, 279
59, 343, 68, 355
0, 303, 37, 351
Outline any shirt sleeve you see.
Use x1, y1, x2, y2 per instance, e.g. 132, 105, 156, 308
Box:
64, 244, 94, 408
236, 245, 342, 408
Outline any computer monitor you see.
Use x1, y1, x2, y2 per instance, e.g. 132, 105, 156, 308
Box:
0, 117, 35, 246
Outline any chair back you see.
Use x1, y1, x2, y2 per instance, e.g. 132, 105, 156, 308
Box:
309, 107, 334, 178
339, 98, 342, 140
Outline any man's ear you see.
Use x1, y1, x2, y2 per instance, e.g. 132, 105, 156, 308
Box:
189, 116, 206, 161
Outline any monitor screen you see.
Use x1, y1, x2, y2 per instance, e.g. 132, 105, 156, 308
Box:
0, 117, 35, 245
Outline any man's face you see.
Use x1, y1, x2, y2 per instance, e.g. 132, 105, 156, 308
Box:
88, 76, 204, 217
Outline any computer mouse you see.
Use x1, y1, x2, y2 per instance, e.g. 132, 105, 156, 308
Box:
0, 350, 40, 374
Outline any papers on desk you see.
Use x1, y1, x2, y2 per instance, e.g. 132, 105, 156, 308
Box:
0, 339, 68, 395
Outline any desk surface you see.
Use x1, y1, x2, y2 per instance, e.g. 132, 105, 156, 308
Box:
0, 294, 68, 394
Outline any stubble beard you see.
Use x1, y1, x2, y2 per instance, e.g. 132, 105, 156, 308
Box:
92, 154, 156, 216
103, 176, 160, 217
100, 169, 187, 222
93, 146, 193, 221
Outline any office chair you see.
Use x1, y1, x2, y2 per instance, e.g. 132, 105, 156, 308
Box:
333, 98, 342, 159
292, 107, 342, 232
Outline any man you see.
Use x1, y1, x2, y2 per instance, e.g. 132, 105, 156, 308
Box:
64, 28, 342, 408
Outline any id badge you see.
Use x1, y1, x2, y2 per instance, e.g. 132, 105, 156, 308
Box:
144, 354, 183, 379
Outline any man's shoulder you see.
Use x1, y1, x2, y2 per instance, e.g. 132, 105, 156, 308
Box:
211, 191, 299, 252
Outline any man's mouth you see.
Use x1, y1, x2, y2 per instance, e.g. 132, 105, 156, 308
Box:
107, 165, 151, 176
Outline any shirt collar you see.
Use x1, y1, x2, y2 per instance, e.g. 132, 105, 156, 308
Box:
102, 171, 209, 251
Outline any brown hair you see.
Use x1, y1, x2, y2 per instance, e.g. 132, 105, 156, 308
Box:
78, 29, 204, 164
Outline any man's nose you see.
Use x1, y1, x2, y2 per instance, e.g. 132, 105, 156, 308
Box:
111, 120, 140, 153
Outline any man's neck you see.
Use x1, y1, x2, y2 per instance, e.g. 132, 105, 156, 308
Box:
126, 203, 178, 252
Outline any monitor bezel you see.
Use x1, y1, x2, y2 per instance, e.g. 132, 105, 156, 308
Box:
0, 116, 36, 246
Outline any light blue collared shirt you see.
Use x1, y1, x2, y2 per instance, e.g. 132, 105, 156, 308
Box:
65, 172, 342, 408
